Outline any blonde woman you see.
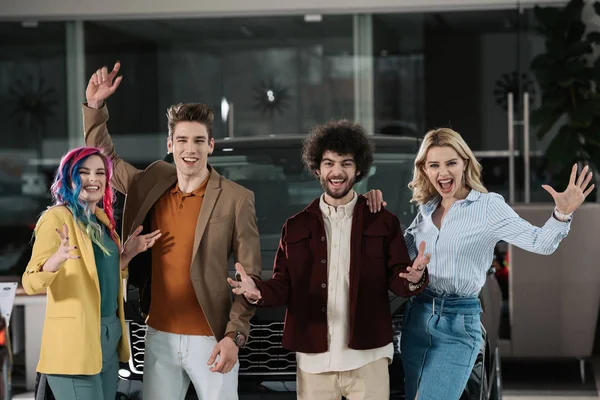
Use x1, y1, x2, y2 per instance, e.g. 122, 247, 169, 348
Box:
370, 128, 594, 400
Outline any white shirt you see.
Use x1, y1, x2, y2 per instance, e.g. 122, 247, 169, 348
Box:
404, 190, 571, 296
296, 192, 393, 373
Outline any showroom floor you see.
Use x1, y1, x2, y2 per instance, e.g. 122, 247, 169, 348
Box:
12, 358, 600, 399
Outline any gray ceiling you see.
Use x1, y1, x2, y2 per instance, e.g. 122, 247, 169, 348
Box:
88, 9, 527, 44
0, 9, 533, 50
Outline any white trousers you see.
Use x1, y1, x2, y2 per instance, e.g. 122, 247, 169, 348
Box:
142, 326, 239, 400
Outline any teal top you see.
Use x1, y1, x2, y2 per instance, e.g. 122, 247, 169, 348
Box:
90, 215, 120, 317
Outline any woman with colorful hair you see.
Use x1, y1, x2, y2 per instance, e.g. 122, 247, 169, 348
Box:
22, 146, 161, 400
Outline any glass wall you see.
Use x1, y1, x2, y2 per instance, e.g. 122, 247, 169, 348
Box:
0, 21, 68, 277
84, 16, 356, 143
0, 6, 567, 283
370, 9, 552, 202
81, 10, 557, 202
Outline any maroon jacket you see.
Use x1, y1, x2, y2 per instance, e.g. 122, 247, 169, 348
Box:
255, 195, 428, 353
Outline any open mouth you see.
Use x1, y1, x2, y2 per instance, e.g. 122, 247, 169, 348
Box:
328, 178, 346, 189
182, 157, 198, 166
438, 178, 454, 193
83, 185, 100, 193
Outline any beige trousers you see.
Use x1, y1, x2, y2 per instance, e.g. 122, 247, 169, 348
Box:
296, 358, 390, 400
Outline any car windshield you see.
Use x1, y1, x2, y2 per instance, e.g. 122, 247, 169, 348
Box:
210, 141, 418, 270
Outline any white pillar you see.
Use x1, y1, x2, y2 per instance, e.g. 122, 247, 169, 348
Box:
66, 21, 86, 149
353, 14, 374, 134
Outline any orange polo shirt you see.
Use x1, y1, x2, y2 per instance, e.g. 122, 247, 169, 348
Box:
146, 178, 212, 335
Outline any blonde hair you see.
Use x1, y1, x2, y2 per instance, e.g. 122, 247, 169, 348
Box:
409, 128, 487, 204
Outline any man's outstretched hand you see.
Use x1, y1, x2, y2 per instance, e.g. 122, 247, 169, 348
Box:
227, 262, 262, 302
86, 61, 122, 109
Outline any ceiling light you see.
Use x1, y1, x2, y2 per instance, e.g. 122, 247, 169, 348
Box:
304, 14, 322, 23
22, 20, 39, 28
221, 97, 230, 123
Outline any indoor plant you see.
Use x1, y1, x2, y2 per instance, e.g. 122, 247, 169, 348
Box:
530, 0, 600, 200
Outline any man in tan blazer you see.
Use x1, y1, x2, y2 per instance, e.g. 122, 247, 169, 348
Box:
82, 62, 261, 400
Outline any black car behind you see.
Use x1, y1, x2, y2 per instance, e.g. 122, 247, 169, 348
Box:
118, 134, 502, 400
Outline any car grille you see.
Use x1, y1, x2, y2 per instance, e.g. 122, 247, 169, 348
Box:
125, 320, 295, 376
239, 321, 296, 376
128, 321, 147, 374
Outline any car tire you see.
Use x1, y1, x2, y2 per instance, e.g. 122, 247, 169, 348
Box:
489, 347, 503, 400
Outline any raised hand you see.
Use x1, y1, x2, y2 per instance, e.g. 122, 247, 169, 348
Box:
542, 164, 595, 215
86, 62, 123, 109
43, 224, 80, 272
364, 189, 387, 213
122, 226, 161, 268
399, 241, 430, 283
227, 262, 262, 301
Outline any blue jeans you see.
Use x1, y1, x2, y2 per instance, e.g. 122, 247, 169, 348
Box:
400, 289, 482, 400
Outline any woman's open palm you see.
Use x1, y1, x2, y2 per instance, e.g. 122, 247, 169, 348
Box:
542, 164, 595, 215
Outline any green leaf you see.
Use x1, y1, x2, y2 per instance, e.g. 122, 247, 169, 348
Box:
534, 26, 553, 38
589, 97, 600, 115
570, 106, 595, 128
565, 59, 587, 75
531, 106, 557, 125
564, 41, 593, 58
545, 125, 581, 165
580, 67, 595, 82
585, 123, 600, 141
547, 38, 567, 57
565, 0, 586, 22
531, 107, 564, 138
543, 96, 566, 109
534, 6, 566, 32
591, 60, 600, 81
558, 78, 575, 87
531, 54, 553, 71
583, 142, 600, 168
581, 144, 600, 200
583, 134, 600, 148
570, 83, 591, 102
567, 21, 586, 43
587, 31, 600, 44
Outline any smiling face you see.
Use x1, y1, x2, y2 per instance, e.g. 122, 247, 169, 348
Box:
423, 145, 467, 201
78, 154, 107, 206
167, 121, 214, 178
317, 150, 359, 203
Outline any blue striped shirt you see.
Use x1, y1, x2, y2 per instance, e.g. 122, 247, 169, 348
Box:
404, 190, 571, 296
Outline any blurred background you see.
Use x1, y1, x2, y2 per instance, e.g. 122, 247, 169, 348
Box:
1, 0, 600, 399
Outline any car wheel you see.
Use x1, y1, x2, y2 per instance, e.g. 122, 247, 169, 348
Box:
489, 347, 503, 400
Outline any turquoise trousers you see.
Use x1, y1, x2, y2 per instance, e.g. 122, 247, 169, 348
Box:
47, 314, 121, 400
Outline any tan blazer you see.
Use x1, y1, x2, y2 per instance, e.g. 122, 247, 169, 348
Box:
22, 206, 130, 374
82, 104, 262, 339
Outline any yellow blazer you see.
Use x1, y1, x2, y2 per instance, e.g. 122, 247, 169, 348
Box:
22, 205, 130, 375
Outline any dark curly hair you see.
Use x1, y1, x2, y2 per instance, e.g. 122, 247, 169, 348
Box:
302, 120, 374, 183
